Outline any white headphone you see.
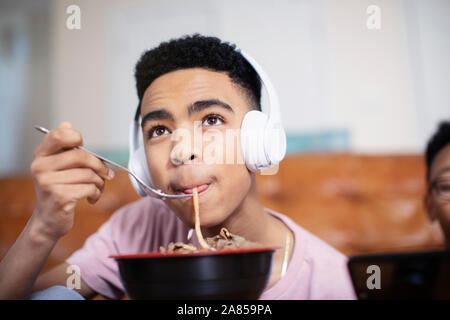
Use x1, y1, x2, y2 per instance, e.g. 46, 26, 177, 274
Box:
128, 49, 287, 197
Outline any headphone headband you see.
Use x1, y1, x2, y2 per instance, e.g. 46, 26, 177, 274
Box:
238, 50, 282, 125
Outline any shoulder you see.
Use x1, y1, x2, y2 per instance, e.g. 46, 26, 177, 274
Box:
270, 210, 346, 263
295, 223, 356, 299
268, 210, 356, 299
298, 224, 347, 264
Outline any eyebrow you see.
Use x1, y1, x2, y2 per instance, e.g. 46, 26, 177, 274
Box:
141, 99, 233, 128
434, 167, 450, 180
187, 99, 234, 116
141, 109, 175, 128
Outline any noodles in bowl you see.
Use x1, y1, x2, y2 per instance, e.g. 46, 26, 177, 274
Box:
111, 187, 276, 299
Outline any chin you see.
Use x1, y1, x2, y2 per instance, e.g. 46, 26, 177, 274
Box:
177, 206, 230, 229
199, 215, 228, 229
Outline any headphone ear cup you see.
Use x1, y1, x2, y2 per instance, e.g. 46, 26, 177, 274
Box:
240, 110, 270, 172
241, 110, 287, 172
128, 146, 153, 197
264, 120, 287, 166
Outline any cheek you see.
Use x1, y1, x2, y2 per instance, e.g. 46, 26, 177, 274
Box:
202, 127, 245, 165
220, 164, 251, 193
436, 202, 450, 227
145, 145, 169, 188
203, 163, 252, 216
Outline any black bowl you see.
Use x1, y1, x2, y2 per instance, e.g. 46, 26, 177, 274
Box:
111, 246, 276, 300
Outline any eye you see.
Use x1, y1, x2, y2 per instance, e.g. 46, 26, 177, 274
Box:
202, 114, 224, 127
437, 182, 450, 192
148, 126, 170, 139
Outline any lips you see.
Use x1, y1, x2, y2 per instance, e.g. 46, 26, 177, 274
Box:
171, 181, 213, 196
170, 175, 216, 198
181, 183, 209, 194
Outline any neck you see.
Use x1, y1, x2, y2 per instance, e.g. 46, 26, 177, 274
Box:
201, 175, 294, 289
202, 176, 266, 243
202, 175, 289, 250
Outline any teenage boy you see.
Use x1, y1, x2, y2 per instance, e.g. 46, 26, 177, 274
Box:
0, 35, 355, 300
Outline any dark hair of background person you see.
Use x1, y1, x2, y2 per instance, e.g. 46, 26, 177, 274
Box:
425, 121, 450, 181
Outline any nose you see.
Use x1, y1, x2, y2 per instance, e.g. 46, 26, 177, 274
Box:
172, 153, 198, 165
170, 125, 202, 165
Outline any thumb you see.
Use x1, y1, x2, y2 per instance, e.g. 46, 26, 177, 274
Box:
59, 121, 73, 129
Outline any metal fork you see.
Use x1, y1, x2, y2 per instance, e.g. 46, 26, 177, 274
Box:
34, 125, 192, 200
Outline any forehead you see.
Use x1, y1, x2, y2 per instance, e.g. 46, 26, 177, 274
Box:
140, 68, 246, 114
430, 144, 450, 180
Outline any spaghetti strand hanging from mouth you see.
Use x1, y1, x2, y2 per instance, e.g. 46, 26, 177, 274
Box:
160, 188, 261, 253
193, 187, 210, 249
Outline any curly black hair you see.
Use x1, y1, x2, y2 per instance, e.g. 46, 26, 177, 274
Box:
425, 121, 450, 180
134, 34, 261, 114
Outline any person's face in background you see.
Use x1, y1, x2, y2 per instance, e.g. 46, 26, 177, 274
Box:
425, 143, 450, 248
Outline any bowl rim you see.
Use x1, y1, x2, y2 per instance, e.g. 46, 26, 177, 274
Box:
110, 246, 279, 260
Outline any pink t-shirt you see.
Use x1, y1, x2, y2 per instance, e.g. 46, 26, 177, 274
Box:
66, 197, 356, 300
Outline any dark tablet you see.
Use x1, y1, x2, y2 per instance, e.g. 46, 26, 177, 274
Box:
347, 250, 450, 299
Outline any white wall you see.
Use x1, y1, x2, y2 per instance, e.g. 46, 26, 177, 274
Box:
326, 0, 420, 152
50, 0, 450, 152
50, 0, 111, 148
1, 0, 449, 174
403, 0, 450, 151
0, 0, 51, 175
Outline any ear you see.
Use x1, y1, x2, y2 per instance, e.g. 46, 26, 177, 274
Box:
424, 192, 437, 221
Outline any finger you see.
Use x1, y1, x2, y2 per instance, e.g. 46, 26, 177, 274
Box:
36, 168, 106, 191
87, 186, 103, 204
59, 121, 73, 129
52, 183, 102, 206
34, 125, 83, 157
33, 148, 114, 181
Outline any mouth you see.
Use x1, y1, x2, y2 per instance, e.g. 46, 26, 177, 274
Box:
180, 183, 210, 195
172, 181, 213, 196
